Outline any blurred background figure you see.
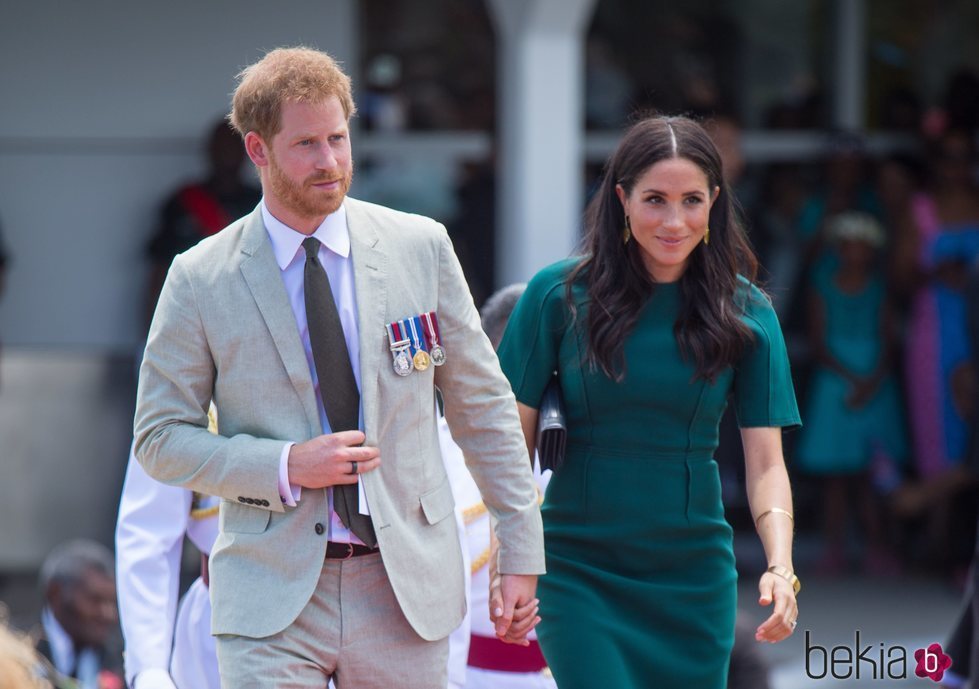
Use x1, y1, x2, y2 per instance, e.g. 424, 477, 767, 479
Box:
940, 253, 979, 689
359, 53, 409, 133
751, 163, 809, 319
796, 133, 882, 284
34, 540, 123, 689
584, 36, 633, 131
892, 128, 979, 577
900, 129, 979, 482
795, 211, 906, 575
144, 118, 261, 324
0, 217, 8, 306
703, 113, 747, 189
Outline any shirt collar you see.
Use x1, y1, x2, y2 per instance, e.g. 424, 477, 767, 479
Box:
41, 606, 74, 674
261, 199, 350, 271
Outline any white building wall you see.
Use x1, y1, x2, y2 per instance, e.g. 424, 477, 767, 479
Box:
0, 0, 357, 349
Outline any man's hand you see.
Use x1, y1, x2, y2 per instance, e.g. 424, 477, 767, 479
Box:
287, 431, 380, 489
490, 573, 539, 646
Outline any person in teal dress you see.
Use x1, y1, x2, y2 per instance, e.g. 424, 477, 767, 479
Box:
796, 211, 907, 574
497, 116, 802, 689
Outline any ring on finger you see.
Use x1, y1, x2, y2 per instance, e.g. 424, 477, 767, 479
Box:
348, 460, 358, 475
790, 619, 798, 630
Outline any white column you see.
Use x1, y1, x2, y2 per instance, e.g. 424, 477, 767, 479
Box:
487, 0, 597, 287
834, 0, 866, 131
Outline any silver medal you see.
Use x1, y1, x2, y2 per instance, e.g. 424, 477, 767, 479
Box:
393, 348, 414, 376
430, 344, 447, 366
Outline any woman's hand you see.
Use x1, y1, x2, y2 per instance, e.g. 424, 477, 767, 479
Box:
755, 571, 798, 643
489, 570, 540, 645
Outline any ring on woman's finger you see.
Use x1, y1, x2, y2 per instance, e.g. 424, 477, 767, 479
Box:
790, 619, 797, 630
348, 460, 358, 475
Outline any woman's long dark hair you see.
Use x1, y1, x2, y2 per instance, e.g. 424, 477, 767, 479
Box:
568, 115, 760, 383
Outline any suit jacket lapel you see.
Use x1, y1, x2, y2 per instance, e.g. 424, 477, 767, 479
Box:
238, 210, 321, 432
346, 199, 387, 446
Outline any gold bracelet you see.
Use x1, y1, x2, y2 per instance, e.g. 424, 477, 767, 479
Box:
755, 507, 794, 529
767, 565, 801, 595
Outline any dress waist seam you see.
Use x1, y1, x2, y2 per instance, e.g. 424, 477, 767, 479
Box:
567, 442, 713, 461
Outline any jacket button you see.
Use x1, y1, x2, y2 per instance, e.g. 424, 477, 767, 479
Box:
237, 496, 246, 503
245, 497, 255, 505
260, 499, 270, 507
314, 523, 325, 535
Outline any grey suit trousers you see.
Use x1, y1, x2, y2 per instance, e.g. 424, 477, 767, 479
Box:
215, 553, 448, 688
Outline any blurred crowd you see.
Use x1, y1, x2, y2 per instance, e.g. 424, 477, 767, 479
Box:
717, 70, 979, 585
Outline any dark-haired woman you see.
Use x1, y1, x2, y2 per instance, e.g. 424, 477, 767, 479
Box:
497, 115, 801, 688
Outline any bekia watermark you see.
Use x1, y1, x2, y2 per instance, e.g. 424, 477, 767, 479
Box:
805, 631, 952, 682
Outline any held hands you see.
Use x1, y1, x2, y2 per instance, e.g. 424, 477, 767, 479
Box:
489, 572, 540, 646
755, 571, 798, 643
287, 430, 381, 489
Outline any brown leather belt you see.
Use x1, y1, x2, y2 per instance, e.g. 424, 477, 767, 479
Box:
325, 542, 380, 559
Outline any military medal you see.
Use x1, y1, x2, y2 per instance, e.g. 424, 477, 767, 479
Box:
386, 322, 414, 377
422, 311, 446, 366
393, 348, 413, 377
407, 317, 431, 371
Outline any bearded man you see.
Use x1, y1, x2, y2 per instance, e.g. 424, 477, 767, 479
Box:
133, 46, 544, 689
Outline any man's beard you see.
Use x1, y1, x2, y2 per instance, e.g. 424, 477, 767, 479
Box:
267, 155, 353, 220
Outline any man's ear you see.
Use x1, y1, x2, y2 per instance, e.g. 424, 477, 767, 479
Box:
244, 131, 270, 169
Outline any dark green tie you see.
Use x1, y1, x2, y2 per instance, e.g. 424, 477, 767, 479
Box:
302, 237, 376, 547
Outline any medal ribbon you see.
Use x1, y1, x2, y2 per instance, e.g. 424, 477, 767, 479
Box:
397, 319, 418, 358
408, 317, 427, 354
422, 311, 440, 349
386, 322, 409, 350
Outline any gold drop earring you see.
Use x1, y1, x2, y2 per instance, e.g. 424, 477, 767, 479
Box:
623, 216, 632, 245
703, 226, 710, 246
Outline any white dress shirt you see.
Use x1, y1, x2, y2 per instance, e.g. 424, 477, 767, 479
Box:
263, 200, 364, 544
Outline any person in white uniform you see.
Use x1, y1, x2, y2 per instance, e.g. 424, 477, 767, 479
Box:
453, 284, 557, 689
115, 439, 220, 689
441, 422, 554, 689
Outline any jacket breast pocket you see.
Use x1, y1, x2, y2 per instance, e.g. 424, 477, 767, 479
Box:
419, 478, 455, 525
221, 501, 272, 534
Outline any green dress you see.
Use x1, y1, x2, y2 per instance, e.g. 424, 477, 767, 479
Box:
498, 259, 801, 689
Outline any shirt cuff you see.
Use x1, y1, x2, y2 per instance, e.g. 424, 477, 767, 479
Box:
278, 442, 301, 506
133, 668, 177, 689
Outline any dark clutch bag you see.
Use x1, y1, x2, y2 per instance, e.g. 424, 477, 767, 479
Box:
536, 374, 567, 472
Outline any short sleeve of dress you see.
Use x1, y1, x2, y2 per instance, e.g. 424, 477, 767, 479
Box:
497, 260, 576, 408
733, 281, 802, 429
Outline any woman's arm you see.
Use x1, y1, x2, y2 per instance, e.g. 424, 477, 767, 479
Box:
742, 426, 799, 643
517, 402, 539, 463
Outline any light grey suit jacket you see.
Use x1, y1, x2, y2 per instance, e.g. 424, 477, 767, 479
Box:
134, 198, 545, 640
